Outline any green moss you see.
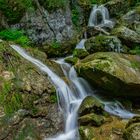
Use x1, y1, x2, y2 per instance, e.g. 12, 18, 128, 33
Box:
50, 94, 57, 103
65, 56, 79, 65
0, 29, 31, 47
0, 81, 23, 115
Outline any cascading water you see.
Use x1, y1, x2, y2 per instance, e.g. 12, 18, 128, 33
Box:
88, 5, 115, 28
75, 39, 86, 50
11, 45, 136, 140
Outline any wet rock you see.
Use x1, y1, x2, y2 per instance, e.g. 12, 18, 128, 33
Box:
76, 52, 140, 97
85, 35, 126, 53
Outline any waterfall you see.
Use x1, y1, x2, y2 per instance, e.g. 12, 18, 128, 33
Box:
11, 45, 136, 140
75, 39, 86, 49
88, 5, 114, 28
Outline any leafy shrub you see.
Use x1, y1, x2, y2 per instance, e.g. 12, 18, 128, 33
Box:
0, 29, 30, 47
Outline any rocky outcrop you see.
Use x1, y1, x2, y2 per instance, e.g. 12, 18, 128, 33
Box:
0, 40, 63, 139
76, 52, 140, 97
12, 2, 77, 46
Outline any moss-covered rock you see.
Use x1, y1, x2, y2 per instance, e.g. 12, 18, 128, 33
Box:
73, 48, 89, 59
78, 96, 106, 127
79, 116, 127, 140
112, 26, 140, 44
64, 56, 79, 65
78, 96, 104, 116
123, 116, 140, 140
85, 35, 127, 53
75, 52, 140, 97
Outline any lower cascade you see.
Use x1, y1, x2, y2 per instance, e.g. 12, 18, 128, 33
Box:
11, 45, 136, 140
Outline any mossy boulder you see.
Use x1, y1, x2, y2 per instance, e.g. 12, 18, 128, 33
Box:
75, 52, 140, 97
0, 40, 62, 139
78, 96, 104, 116
85, 35, 127, 53
112, 26, 140, 44
123, 116, 140, 140
78, 96, 106, 127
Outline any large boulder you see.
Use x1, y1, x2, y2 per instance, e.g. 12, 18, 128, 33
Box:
0, 40, 63, 139
75, 52, 140, 97
85, 35, 126, 53
112, 26, 140, 44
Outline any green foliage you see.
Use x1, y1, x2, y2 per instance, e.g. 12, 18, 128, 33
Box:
0, 82, 23, 114
0, 29, 30, 47
130, 45, 140, 55
72, 7, 79, 26
50, 94, 57, 103
51, 41, 61, 49
0, 0, 34, 23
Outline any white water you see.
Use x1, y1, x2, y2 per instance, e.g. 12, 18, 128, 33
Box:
88, 5, 114, 28
76, 39, 86, 49
11, 45, 136, 140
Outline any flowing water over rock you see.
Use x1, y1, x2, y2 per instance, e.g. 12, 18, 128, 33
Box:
88, 5, 115, 28
76, 39, 86, 49
11, 45, 136, 140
